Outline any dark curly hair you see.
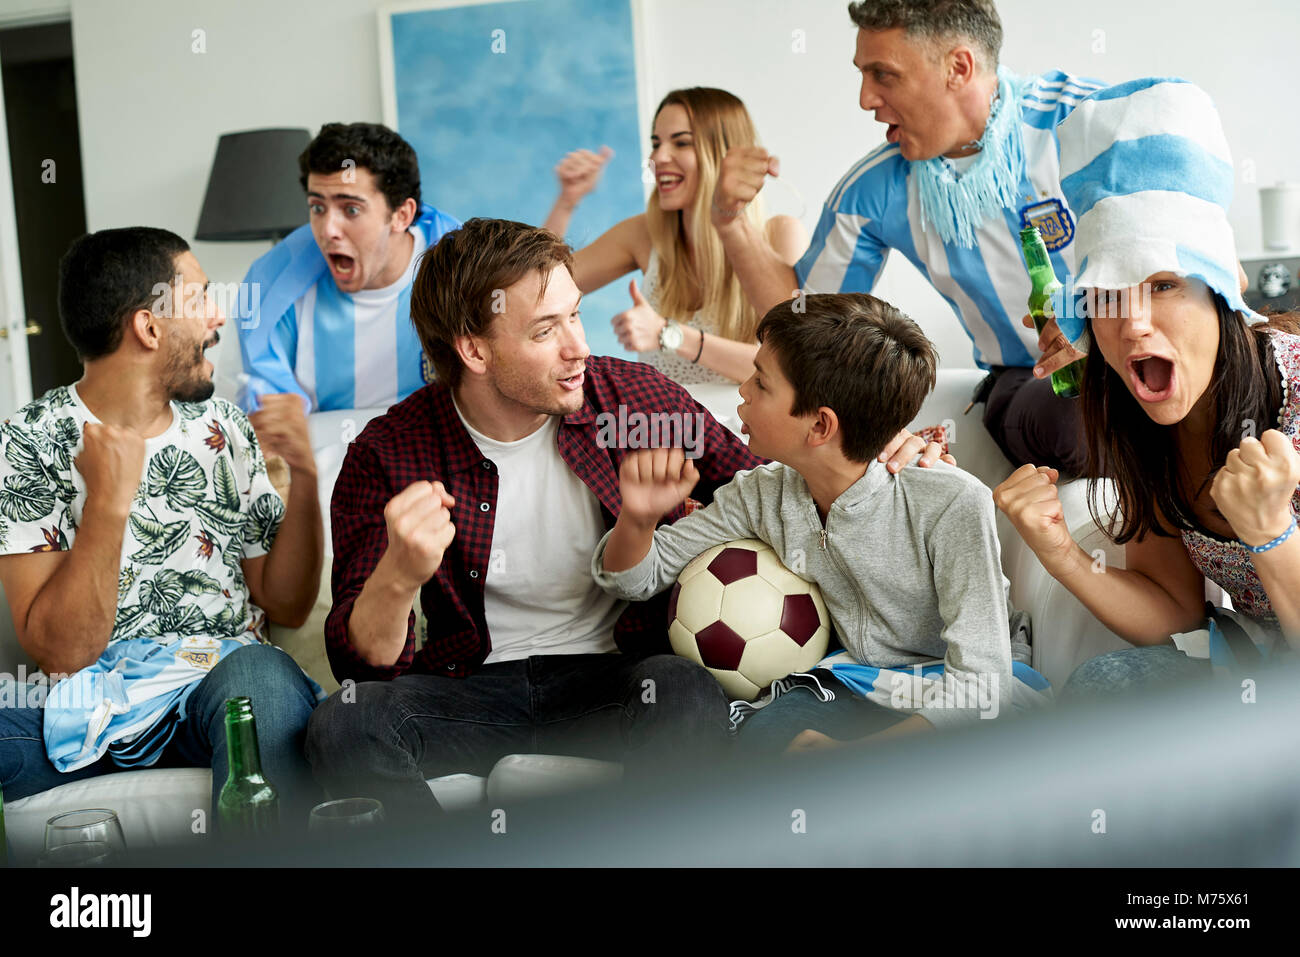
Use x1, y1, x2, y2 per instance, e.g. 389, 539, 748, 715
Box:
298, 122, 421, 212
58, 227, 190, 360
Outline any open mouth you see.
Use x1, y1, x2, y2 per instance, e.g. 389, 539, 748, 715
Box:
657, 173, 684, 193
559, 370, 585, 391
328, 253, 357, 278
886, 123, 901, 144
1128, 355, 1175, 403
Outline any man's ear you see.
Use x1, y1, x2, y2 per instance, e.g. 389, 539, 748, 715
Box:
946, 45, 977, 89
128, 307, 163, 353
805, 406, 840, 450
453, 333, 490, 377
392, 197, 419, 233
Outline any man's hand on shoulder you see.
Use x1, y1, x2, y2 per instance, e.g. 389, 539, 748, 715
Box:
248, 393, 317, 478
878, 428, 957, 474
75, 422, 145, 520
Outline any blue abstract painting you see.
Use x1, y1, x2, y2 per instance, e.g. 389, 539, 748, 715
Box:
390, 0, 646, 361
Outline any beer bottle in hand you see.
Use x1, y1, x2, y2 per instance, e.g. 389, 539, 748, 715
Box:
1020, 225, 1085, 398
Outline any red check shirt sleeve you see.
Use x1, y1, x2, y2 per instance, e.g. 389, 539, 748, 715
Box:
325, 437, 418, 683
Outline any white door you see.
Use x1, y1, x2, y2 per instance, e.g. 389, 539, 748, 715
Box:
0, 46, 33, 422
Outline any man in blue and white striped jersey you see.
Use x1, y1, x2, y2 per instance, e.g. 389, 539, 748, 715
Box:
710, 0, 1102, 476
237, 123, 461, 414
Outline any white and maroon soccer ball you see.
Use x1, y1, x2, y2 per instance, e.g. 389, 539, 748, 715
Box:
667, 539, 830, 701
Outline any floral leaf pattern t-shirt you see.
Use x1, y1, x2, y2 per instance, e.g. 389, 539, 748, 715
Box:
0, 384, 285, 649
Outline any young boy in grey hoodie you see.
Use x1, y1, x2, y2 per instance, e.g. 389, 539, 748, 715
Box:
591, 293, 1020, 755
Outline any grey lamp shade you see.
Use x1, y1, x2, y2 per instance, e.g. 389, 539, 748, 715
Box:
195, 128, 312, 241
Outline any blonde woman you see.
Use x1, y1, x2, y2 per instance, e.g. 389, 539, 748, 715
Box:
544, 87, 807, 385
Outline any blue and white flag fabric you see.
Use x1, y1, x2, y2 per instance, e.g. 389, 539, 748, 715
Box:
235, 203, 460, 413
728, 651, 1053, 733
43, 637, 324, 772
1055, 77, 1265, 346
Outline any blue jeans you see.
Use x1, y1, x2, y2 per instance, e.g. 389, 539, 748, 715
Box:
305, 653, 731, 823
1062, 645, 1212, 699
0, 644, 320, 823
733, 672, 910, 758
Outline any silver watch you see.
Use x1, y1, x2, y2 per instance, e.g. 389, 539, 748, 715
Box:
659, 320, 685, 352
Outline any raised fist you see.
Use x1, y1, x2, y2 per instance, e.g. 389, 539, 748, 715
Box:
75, 422, 145, 518
618, 447, 699, 527
712, 146, 779, 225
555, 146, 614, 205
382, 481, 457, 590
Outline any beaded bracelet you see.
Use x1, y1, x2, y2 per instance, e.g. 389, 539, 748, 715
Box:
1240, 514, 1297, 554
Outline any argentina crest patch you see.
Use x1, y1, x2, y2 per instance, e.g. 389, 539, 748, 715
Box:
1019, 198, 1074, 251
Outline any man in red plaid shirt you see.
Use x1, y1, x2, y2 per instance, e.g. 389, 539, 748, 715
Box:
305, 218, 944, 821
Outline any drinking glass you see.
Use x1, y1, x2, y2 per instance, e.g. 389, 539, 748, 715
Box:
44, 809, 126, 856
308, 798, 385, 831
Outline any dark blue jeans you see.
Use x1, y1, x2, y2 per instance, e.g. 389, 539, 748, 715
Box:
733, 672, 910, 758
1062, 645, 1212, 699
0, 644, 320, 823
305, 653, 731, 822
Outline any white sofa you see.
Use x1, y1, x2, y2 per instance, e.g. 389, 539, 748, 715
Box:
0, 370, 1138, 860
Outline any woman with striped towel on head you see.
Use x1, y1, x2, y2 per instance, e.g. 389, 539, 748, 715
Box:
994, 78, 1300, 695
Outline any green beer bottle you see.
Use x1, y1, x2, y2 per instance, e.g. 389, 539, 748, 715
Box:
217, 696, 280, 837
1019, 225, 1085, 398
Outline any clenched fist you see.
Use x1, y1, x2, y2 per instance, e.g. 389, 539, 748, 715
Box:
555, 146, 614, 206
382, 481, 456, 590
75, 422, 145, 519
1211, 430, 1300, 547
712, 146, 779, 226
618, 447, 699, 527
993, 464, 1077, 572
249, 393, 316, 476
611, 280, 665, 353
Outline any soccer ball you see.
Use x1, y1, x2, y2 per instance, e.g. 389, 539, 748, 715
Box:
668, 539, 830, 701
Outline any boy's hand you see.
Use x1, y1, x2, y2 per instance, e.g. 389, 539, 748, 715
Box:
618, 447, 699, 527
878, 428, 957, 473
785, 729, 843, 754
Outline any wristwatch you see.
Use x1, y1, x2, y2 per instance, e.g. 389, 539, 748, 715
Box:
659, 320, 685, 352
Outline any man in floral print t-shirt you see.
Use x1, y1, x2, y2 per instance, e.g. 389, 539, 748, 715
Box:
0, 227, 325, 824
0, 387, 284, 649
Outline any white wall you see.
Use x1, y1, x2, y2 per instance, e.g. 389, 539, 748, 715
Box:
4, 0, 1297, 374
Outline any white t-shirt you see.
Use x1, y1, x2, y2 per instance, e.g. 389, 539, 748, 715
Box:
453, 404, 622, 663
287, 229, 430, 411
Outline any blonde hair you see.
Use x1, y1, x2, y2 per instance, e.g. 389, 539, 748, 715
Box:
645, 88, 767, 344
